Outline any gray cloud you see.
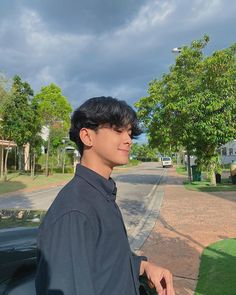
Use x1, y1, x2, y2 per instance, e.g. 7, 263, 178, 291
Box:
0, 0, 235, 108
4, 0, 148, 34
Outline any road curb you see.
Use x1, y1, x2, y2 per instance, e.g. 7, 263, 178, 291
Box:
129, 168, 167, 253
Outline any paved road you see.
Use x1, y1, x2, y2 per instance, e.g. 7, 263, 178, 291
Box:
113, 162, 165, 240
0, 162, 166, 250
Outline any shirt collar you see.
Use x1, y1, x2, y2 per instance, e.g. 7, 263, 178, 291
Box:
75, 164, 117, 201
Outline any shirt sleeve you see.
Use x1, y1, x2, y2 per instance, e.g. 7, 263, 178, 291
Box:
36, 211, 96, 295
132, 253, 148, 278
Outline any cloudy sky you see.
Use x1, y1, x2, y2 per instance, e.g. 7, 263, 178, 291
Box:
1, 0, 235, 109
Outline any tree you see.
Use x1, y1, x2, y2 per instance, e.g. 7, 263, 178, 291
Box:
135, 36, 236, 186
0, 74, 10, 114
131, 143, 159, 161
33, 84, 72, 176
29, 132, 43, 178
0, 73, 11, 180
48, 123, 70, 173
1, 75, 38, 175
190, 43, 236, 184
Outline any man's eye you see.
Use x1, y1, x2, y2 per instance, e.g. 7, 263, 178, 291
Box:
114, 129, 123, 133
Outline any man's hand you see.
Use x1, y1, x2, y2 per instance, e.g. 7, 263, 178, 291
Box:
140, 261, 175, 295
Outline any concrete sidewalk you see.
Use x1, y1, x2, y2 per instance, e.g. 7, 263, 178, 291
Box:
138, 167, 236, 295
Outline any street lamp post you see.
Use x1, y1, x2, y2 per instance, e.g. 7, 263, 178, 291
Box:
171, 46, 192, 181
62, 137, 69, 174
172, 47, 182, 54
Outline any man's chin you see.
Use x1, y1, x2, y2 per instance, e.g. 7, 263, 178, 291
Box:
117, 160, 129, 166
112, 159, 129, 167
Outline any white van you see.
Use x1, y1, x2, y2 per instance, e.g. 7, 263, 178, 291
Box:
161, 157, 172, 168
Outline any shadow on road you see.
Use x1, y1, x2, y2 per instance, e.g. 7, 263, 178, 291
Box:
141, 221, 200, 294
119, 198, 146, 216
0, 192, 34, 209
114, 174, 158, 185
158, 214, 205, 250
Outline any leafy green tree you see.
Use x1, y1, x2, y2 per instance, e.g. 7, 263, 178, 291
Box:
135, 36, 236, 186
0, 73, 11, 180
1, 75, 38, 175
33, 84, 72, 176
48, 124, 70, 173
29, 133, 43, 178
131, 143, 159, 161
0, 74, 10, 115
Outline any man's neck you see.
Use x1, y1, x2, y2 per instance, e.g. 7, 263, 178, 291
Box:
80, 157, 113, 180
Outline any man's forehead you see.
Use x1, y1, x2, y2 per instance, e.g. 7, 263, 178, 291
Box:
99, 123, 132, 130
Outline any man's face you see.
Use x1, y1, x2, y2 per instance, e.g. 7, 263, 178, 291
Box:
90, 125, 132, 167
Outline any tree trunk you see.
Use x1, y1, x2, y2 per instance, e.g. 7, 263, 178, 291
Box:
4, 145, 10, 181
57, 150, 60, 166
0, 144, 4, 180
51, 154, 54, 175
209, 162, 216, 186
30, 151, 33, 177
14, 146, 17, 171
45, 136, 50, 177
187, 152, 192, 181
177, 152, 181, 166
33, 154, 36, 177
62, 149, 66, 174
31, 152, 35, 178
25, 150, 30, 172
18, 145, 24, 174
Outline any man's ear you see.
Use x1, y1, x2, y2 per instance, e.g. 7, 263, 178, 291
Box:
79, 128, 93, 147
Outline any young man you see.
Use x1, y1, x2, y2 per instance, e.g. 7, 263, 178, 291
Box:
35, 97, 175, 295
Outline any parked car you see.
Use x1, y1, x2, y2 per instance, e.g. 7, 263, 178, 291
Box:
0, 210, 157, 295
161, 157, 173, 168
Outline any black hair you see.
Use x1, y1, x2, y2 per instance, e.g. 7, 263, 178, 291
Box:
69, 96, 142, 156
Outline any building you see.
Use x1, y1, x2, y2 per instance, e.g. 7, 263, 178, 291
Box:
0, 140, 30, 172
183, 139, 236, 167
219, 139, 236, 164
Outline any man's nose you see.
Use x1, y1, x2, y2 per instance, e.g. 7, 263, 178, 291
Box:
124, 132, 132, 145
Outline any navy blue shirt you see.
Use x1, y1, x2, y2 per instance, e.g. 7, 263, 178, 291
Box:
35, 164, 146, 295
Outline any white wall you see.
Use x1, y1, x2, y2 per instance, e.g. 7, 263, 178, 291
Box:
220, 140, 236, 164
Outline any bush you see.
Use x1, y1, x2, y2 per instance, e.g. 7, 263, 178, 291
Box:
35, 164, 43, 172
222, 163, 230, 169
128, 159, 140, 166
53, 166, 74, 173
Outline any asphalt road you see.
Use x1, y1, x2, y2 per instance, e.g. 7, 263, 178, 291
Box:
0, 162, 166, 250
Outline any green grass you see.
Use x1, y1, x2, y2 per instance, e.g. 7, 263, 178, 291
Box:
0, 161, 141, 195
0, 209, 46, 229
183, 179, 236, 192
176, 165, 188, 176
195, 238, 236, 295
0, 173, 73, 195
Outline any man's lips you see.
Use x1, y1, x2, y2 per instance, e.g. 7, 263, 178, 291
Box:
118, 149, 130, 152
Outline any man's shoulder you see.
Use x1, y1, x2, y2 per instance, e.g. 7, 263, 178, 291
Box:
57, 174, 100, 205
41, 175, 100, 228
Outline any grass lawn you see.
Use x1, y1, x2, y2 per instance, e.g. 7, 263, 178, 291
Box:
176, 165, 188, 176
0, 209, 46, 229
183, 179, 236, 192
0, 173, 73, 195
0, 161, 141, 195
195, 238, 236, 295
